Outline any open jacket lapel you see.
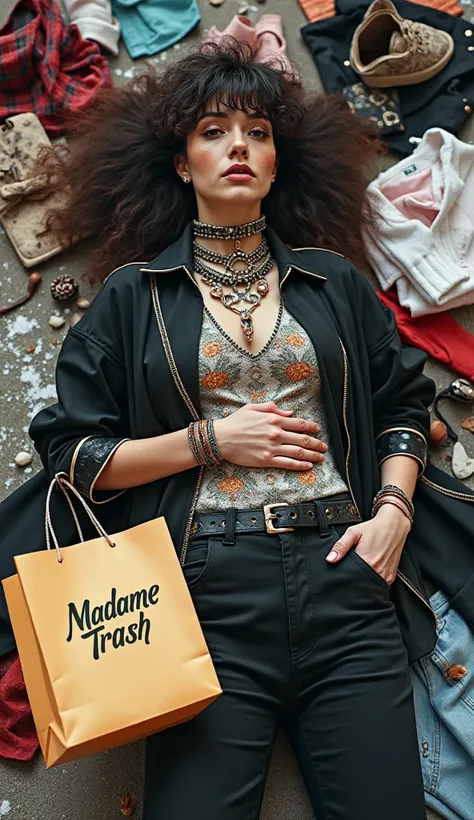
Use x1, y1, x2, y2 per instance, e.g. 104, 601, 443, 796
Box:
141, 224, 348, 486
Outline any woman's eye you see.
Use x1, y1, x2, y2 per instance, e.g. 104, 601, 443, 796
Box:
203, 127, 223, 138
250, 128, 269, 139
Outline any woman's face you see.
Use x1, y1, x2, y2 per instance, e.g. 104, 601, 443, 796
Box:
175, 102, 278, 219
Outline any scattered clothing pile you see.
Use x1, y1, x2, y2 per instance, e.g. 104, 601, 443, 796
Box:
366, 128, 474, 316
301, 0, 474, 155
0, 0, 111, 137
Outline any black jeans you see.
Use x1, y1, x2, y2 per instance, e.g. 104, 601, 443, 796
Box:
143, 515, 425, 820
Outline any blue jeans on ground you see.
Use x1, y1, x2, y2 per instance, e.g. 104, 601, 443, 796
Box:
411, 590, 474, 820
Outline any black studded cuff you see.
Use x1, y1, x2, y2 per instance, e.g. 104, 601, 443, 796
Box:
70, 436, 130, 504
375, 428, 427, 476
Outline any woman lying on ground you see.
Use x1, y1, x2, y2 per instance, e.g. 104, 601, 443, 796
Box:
28, 43, 437, 819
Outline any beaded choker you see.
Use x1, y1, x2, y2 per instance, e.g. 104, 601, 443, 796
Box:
193, 216, 266, 243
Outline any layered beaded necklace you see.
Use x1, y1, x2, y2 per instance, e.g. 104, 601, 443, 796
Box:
192, 216, 273, 341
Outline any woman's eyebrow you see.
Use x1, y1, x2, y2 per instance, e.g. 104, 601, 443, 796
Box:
196, 110, 270, 123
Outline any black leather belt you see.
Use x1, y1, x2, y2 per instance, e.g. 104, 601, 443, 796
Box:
191, 497, 361, 540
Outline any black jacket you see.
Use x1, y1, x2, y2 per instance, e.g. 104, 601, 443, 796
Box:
1, 225, 474, 662
301, 0, 474, 156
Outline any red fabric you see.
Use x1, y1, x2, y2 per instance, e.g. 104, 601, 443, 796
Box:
0, 650, 38, 760
378, 289, 474, 382
0, 0, 111, 136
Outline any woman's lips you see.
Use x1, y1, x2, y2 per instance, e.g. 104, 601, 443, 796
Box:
223, 173, 254, 182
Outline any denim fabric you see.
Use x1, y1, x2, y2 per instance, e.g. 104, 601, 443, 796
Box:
411, 590, 474, 820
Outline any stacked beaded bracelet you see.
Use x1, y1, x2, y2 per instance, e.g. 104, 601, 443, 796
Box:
188, 420, 222, 466
371, 484, 414, 525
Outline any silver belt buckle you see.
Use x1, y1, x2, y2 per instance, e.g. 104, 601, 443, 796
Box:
263, 502, 294, 535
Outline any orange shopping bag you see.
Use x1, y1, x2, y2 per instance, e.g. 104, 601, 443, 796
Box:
2, 473, 221, 768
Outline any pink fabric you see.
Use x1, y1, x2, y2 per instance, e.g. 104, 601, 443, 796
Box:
379, 167, 441, 227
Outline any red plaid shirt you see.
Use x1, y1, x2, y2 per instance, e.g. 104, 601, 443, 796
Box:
0, 0, 111, 136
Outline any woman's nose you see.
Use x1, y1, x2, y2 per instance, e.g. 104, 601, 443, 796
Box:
228, 136, 249, 159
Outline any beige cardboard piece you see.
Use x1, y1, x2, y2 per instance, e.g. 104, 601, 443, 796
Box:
0, 113, 69, 267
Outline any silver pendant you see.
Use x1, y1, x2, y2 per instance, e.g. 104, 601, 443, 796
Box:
222, 292, 240, 307
244, 291, 260, 305
240, 310, 253, 340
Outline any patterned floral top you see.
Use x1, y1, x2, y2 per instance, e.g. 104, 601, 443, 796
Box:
195, 304, 348, 512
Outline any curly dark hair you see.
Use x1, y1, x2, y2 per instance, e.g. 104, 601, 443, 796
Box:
41, 43, 381, 283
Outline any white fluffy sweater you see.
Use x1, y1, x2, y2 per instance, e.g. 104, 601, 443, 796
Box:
365, 128, 474, 317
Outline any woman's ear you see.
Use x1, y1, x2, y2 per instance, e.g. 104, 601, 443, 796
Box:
174, 154, 189, 182
272, 156, 280, 181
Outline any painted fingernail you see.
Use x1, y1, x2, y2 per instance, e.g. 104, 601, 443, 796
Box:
326, 551, 338, 562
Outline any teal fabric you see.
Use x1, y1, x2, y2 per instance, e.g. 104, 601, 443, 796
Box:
112, 0, 200, 58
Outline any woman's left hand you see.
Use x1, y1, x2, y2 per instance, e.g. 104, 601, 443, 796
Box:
325, 504, 412, 585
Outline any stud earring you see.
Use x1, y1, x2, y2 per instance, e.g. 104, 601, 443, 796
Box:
182, 175, 190, 184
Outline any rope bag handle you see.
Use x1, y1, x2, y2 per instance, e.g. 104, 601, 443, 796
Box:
45, 472, 116, 563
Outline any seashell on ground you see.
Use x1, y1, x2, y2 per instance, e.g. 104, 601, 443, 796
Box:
451, 441, 474, 480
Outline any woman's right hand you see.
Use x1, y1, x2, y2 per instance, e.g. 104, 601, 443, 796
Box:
213, 401, 328, 471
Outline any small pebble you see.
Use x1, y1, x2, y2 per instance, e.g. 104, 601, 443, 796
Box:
430, 419, 448, 445
51, 339, 62, 346
238, 2, 249, 11
209, 0, 225, 5
76, 297, 90, 310
49, 315, 65, 329
71, 312, 82, 327
15, 451, 32, 467
25, 343, 36, 353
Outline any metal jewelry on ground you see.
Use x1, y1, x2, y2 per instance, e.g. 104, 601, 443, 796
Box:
433, 378, 474, 442
193, 220, 273, 341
